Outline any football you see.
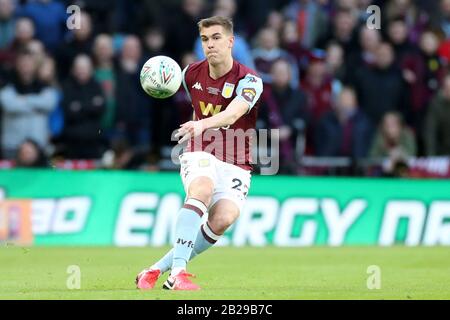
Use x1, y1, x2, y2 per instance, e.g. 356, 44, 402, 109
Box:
140, 55, 182, 99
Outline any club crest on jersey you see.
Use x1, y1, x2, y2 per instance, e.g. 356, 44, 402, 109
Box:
222, 82, 235, 98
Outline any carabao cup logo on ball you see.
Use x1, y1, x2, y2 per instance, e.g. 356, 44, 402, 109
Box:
140, 56, 182, 99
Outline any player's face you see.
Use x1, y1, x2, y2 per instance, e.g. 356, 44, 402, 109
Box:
200, 25, 234, 65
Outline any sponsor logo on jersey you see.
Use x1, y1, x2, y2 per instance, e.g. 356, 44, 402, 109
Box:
192, 82, 203, 91
207, 87, 220, 95
242, 88, 257, 103
222, 82, 235, 98
199, 101, 223, 116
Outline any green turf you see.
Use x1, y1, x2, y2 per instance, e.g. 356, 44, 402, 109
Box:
0, 246, 449, 300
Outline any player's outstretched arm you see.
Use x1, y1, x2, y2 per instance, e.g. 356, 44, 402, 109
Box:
175, 99, 249, 144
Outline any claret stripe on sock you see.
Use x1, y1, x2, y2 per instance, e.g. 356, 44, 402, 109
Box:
183, 198, 208, 217
201, 222, 221, 244
201, 225, 216, 244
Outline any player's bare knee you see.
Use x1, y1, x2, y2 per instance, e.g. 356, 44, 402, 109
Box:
210, 215, 235, 235
188, 177, 214, 206
210, 211, 239, 235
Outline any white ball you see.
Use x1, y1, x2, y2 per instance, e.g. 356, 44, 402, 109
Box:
140, 55, 182, 99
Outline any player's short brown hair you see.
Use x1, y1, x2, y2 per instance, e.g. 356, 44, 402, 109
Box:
198, 16, 234, 35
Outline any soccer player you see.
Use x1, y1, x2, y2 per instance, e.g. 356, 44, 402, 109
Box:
136, 16, 263, 290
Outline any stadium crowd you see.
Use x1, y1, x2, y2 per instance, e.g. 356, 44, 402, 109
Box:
0, 0, 450, 176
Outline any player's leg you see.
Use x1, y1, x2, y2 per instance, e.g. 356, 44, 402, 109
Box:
139, 190, 244, 290
136, 152, 215, 290
188, 198, 240, 259
144, 199, 239, 274
161, 176, 213, 290
187, 161, 250, 260
171, 176, 213, 274
136, 177, 212, 290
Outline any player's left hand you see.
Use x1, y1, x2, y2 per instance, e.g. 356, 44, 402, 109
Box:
175, 120, 204, 144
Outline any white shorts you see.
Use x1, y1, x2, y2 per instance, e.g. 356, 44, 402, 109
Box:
179, 151, 251, 213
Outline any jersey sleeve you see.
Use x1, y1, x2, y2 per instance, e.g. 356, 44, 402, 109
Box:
181, 64, 192, 103
235, 73, 263, 112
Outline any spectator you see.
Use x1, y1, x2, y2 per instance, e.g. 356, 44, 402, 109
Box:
115, 35, 151, 148
352, 42, 407, 126
385, 0, 429, 44
166, 0, 206, 62
0, 51, 58, 158
214, 0, 247, 35
105, 138, 147, 170
59, 54, 106, 159
15, 138, 49, 168
315, 86, 372, 158
0, 0, 16, 50
27, 39, 46, 68
418, 30, 446, 112
259, 59, 308, 172
398, 30, 446, 152
325, 41, 347, 83
39, 55, 64, 139
240, 0, 289, 36
283, 0, 328, 49
56, 11, 94, 80
352, 26, 382, 69
92, 34, 117, 133
76, 0, 115, 34
435, 0, 450, 39
387, 17, 417, 65
265, 10, 284, 34
0, 17, 35, 73
141, 26, 168, 61
424, 74, 450, 156
280, 19, 310, 79
301, 51, 332, 123
252, 27, 299, 89
16, 0, 67, 52
317, 7, 359, 54
134, 0, 166, 35
369, 111, 417, 158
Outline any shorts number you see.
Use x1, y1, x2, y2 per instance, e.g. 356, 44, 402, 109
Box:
232, 178, 242, 191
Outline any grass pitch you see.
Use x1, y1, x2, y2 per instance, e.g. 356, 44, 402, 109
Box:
0, 246, 449, 300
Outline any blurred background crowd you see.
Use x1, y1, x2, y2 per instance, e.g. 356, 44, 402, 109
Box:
1, 0, 450, 176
